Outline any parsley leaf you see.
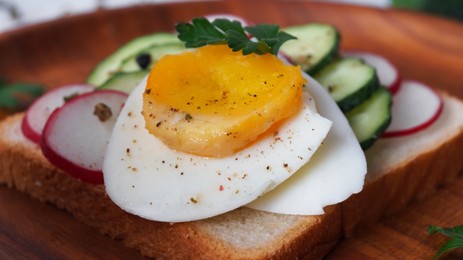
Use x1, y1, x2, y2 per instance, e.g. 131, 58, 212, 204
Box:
428, 224, 463, 258
0, 82, 43, 111
176, 18, 225, 48
212, 19, 245, 35
175, 17, 296, 55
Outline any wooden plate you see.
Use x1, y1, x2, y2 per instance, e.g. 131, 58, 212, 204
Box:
0, 1, 462, 258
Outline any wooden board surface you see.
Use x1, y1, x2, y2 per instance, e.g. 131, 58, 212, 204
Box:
0, 0, 462, 258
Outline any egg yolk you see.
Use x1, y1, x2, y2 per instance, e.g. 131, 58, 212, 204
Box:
143, 45, 304, 157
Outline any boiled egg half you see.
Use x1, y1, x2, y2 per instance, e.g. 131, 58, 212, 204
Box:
103, 45, 337, 222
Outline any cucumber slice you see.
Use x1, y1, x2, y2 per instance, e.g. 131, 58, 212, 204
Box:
281, 23, 340, 75
346, 87, 392, 150
97, 71, 148, 94
315, 57, 379, 112
87, 33, 180, 86
118, 43, 186, 72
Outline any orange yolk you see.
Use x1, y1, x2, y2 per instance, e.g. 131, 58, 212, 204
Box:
143, 45, 304, 157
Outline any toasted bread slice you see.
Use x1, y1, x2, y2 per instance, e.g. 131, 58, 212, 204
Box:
0, 92, 462, 259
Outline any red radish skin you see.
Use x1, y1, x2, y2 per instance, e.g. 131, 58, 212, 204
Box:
382, 81, 443, 138
343, 51, 401, 94
21, 84, 94, 143
41, 90, 128, 184
388, 73, 401, 95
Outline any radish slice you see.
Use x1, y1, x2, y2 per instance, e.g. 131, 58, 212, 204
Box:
204, 13, 250, 26
344, 51, 401, 94
21, 84, 94, 143
382, 81, 443, 138
41, 90, 128, 184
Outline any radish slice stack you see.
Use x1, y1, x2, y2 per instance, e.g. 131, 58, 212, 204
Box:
21, 84, 94, 143
343, 51, 401, 94
343, 51, 443, 138
41, 90, 128, 184
382, 81, 443, 138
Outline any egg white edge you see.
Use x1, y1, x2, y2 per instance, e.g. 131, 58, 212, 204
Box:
247, 71, 367, 215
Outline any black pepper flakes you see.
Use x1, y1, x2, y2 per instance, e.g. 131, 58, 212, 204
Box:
156, 121, 162, 127
63, 92, 78, 102
136, 53, 151, 70
93, 103, 113, 122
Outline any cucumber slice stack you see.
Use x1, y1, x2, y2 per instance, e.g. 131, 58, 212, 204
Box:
279, 23, 391, 150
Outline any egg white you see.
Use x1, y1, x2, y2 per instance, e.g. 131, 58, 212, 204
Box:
103, 77, 332, 222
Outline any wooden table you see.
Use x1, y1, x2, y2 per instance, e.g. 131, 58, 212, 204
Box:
0, 1, 462, 258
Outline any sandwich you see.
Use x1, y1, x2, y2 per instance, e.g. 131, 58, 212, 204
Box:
1, 15, 462, 259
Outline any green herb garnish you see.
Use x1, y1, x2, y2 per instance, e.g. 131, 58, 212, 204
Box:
428, 224, 463, 258
175, 17, 296, 55
0, 82, 44, 111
